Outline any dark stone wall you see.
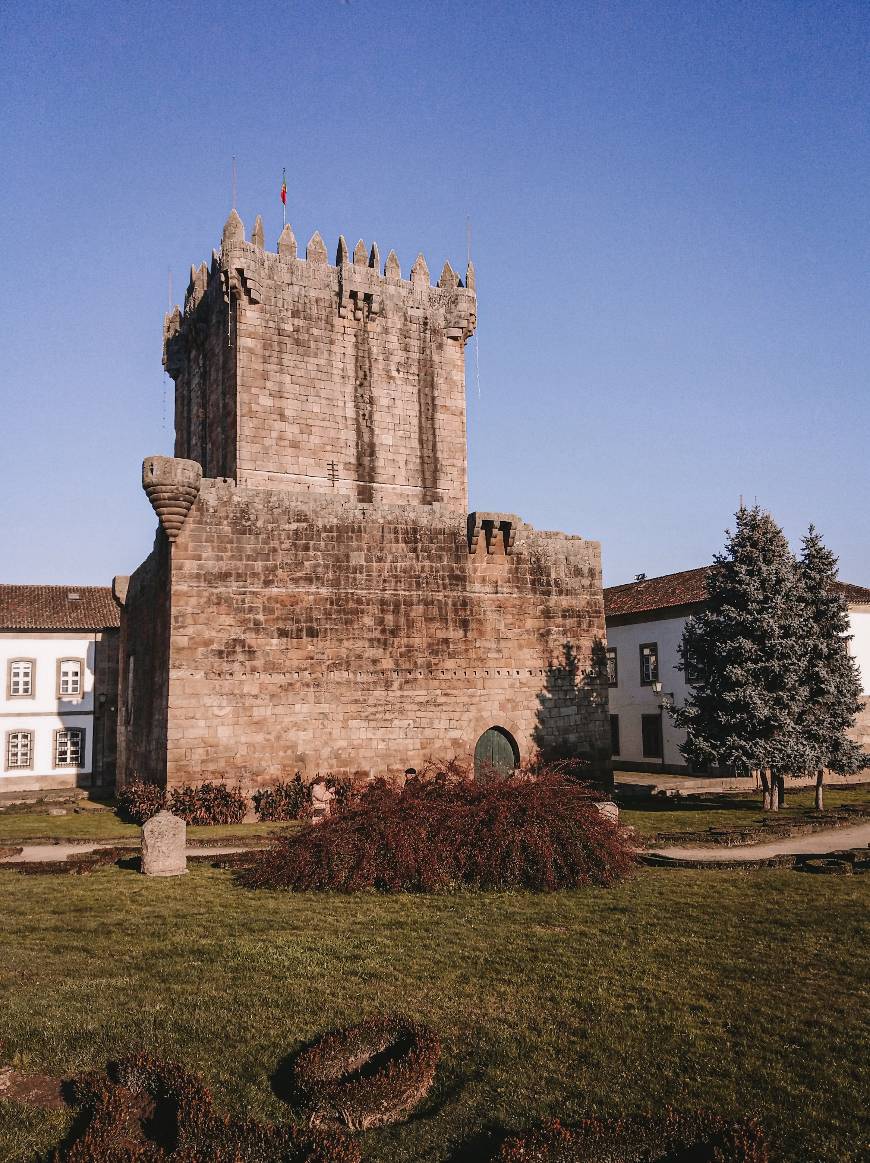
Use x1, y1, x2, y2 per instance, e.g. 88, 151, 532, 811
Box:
91, 627, 120, 788
117, 537, 171, 787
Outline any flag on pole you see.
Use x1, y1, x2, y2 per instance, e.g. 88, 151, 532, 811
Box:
281, 169, 287, 205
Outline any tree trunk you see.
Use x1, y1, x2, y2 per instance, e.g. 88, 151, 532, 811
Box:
815, 769, 824, 811
760, 769, 771, 812
777, 774, 786, 807
770, 774, 780, 812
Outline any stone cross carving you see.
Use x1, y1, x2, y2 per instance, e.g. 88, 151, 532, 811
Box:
141, 810, 187, 876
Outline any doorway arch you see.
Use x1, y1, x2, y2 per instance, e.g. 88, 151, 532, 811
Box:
474, 726, 519, 782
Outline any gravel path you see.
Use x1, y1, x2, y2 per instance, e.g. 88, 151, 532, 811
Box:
648, 822, 870, 862
0, 842, 255, 864
6, 824, 869, 867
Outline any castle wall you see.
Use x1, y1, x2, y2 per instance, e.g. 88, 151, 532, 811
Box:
116, 540, 171, 787
159, 483, 609, 788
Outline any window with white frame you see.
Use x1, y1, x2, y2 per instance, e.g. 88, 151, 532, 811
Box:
639, 642, 659, 686
605, 647, 618, 687
58, 659, 83, 697
6, 730, 33, 769
55, 728, 84, 767
8, 659, 34, 697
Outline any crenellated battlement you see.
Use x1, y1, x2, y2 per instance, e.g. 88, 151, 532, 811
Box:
165, 210, 476, 355
162, 209, 476, 511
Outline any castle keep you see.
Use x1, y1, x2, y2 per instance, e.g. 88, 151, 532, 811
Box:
116, 210, 609, 790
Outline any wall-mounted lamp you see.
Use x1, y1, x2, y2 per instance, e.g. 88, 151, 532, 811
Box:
651, 681, 674, 708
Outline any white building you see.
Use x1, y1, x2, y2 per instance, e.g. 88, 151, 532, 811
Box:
604, 567, 870, 772
0, 586, 120, 793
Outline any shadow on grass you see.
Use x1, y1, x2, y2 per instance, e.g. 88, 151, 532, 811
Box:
618, 795, 763, 816
270, 1046, 306, 1109
446, 1123, 508, 1161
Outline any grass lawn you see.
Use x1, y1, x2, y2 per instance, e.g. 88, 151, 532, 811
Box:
0, 864, 867, 1161
0, 809, 300, 844
620, 785, 869, 839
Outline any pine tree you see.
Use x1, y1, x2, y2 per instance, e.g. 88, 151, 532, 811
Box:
671, 506, 809, 810
797, 527, 866, 809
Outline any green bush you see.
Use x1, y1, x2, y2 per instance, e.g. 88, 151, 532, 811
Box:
167, 783, 248, 826
253, 774, 310, 821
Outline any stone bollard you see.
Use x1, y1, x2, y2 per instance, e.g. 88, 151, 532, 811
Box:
594, 801, 619, 824
141, 810, 187, 877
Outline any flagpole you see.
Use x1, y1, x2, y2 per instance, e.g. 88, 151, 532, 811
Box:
282, 167, 286, 227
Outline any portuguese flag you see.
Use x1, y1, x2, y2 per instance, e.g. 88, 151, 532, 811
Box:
281, 169, 287, 205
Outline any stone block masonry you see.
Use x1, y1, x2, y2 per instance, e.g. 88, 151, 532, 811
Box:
164, 213, 475, 511
122, 482, 608, 788
119, 208, 610, 790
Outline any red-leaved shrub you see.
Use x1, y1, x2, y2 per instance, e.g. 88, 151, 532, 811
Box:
292, 1013, 440, 1130
497, 1109, 770, 1162
116, 779, 165, 824
167, 783, 248, 826
241, 772, 634, 893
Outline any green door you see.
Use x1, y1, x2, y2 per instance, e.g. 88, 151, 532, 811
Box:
474, 727, 518, 782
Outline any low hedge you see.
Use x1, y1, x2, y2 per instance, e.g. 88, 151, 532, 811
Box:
497, 1109, 770, 1162
51, 1053, 360, 1162
167, 782, 247, 826
292, 1014, 440, 1130
117, 780, 247, 827
241, 771, 635, 893
253, 774, 310, 821
116, 779, 165, 825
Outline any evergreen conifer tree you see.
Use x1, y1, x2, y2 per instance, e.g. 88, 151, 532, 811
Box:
797, 526, 865, 809
671, 506, 809, 809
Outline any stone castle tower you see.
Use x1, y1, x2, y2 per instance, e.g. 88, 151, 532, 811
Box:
163, 211, 475, 509
116, 209, 609, 790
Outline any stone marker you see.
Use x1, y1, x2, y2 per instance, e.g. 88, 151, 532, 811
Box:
141, 810, 187, 877
594, 801, 619, 824
47, 808, 67, 817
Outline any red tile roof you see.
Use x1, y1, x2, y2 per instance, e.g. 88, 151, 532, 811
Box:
0, 585, 120, 631
605, 566, 870, 618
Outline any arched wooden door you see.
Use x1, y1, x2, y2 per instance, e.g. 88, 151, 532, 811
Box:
474, 726, 519, 782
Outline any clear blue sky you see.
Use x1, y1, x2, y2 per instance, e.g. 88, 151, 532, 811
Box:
1, 1, 867, 587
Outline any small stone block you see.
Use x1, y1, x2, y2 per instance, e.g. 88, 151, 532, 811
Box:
594, 801, 619, 824
141, 810, 187, 877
